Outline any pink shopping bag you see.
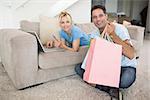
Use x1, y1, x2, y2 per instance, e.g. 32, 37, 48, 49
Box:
83, 38, 122, 88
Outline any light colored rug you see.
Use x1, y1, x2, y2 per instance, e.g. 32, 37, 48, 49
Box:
0, 63, 110, 100
0, 39, 150, 100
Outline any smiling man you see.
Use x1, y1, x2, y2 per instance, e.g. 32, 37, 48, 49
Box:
75, 5, 137, 99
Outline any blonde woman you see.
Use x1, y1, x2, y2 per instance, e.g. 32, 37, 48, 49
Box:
46, 12, 91, 52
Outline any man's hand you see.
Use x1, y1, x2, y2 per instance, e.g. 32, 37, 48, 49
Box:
106, 22, 115, 35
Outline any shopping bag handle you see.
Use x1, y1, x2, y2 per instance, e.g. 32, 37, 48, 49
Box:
101, 22, 113, 42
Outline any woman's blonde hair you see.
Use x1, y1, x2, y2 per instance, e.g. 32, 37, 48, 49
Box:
59, 11, 72, 24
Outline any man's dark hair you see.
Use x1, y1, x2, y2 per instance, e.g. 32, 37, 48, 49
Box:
91, 5, 106, 14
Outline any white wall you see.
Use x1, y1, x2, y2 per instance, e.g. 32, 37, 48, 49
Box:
0, 0, 91, 28
13, 0, 57, 27
0, 3, 14, 28
105, 0, 118, 13
66, 0, 91, 23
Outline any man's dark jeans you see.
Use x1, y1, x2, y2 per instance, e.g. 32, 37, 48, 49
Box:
75, 63, 136, 89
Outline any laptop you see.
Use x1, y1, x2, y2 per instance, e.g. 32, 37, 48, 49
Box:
28, 31, 64, 53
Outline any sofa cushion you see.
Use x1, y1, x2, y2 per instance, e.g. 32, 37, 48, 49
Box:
39, 16, 60, 45
20, 20, 40, 36
75, 23, 98, 34
39, 46, 88, 69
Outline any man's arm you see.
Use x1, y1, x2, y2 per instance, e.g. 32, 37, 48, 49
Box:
110, 33, 135, 59
106, 23, 135, 59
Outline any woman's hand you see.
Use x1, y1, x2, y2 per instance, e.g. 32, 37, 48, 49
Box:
46, 40, 54, 48
58, 41, 66, 49
54, 40, 61, 48
59, 39, 80, 52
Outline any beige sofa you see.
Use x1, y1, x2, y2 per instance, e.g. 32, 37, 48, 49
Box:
0, 21, 145, 89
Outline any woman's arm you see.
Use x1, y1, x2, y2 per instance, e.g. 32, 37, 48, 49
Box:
59, 39, 80, 52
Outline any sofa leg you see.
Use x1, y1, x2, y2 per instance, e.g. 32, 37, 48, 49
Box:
119, 91, 123, 100
110, 89, 124, 100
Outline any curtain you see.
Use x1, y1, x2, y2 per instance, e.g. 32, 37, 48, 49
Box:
146, 0, 150, 34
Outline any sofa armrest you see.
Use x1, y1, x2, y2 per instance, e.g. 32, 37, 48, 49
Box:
0, 29, 38, 89
126, 25, 145, 53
